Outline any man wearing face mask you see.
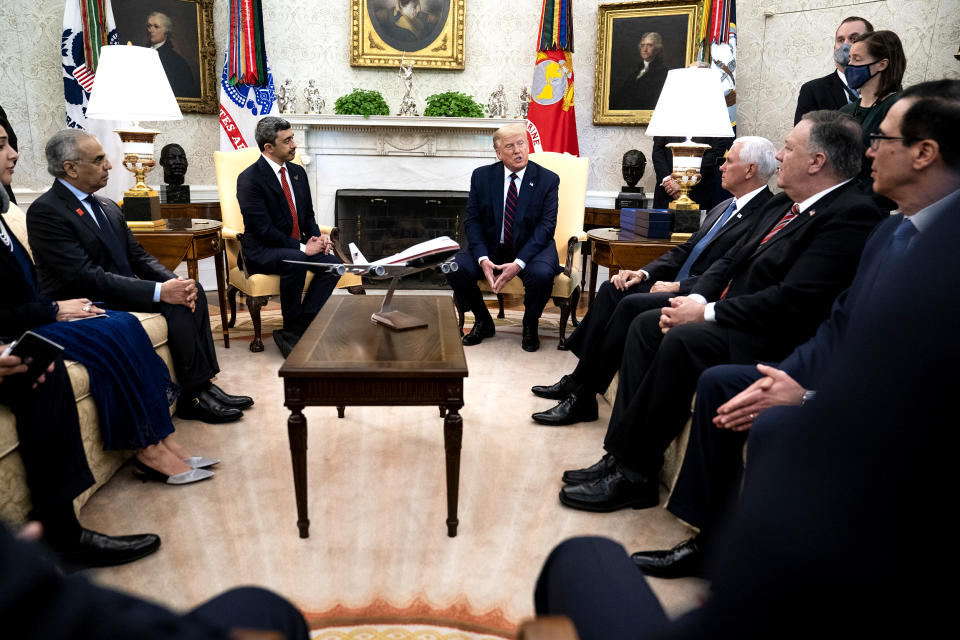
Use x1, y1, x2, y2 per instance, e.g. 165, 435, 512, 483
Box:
794, 16, 874, 124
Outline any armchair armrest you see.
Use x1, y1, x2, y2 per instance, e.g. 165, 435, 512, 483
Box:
563, 232, 585, 277
317, 225, 350, 263
222, 226, 241, 241
517, 616, 579, 640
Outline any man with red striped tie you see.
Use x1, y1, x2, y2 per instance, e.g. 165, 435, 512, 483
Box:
447, 123, 561, 352
558, 110, 885, 513
237, 117, 342, 356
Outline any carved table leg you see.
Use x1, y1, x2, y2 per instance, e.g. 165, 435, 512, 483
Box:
287, 405, 310, 538
337, 406, 345, 418
443, 404, 463, 537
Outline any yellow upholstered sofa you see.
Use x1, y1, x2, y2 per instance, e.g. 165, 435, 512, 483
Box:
0, 204, 176, 526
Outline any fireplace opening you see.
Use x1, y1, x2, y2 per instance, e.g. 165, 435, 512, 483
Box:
335, 189, 468, 288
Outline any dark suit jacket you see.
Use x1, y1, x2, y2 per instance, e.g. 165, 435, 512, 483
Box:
26, 181, 175, 310
236, 156, 323, 273
794, 71, 851, 124
610, 55, 668, 111
0, 213, 56, 340
691, 182, 884, 361
462, 160, 560, 269
653, 136, 733, 210
642, 187, 773, 294
156, 41, 198, 98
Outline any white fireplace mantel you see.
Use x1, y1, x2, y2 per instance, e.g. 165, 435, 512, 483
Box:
284, 114, 525, 226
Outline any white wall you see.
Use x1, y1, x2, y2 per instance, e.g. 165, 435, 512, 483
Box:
3, 0, 959, 204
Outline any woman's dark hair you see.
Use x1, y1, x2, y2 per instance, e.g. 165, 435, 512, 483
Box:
854, 30, 906, 99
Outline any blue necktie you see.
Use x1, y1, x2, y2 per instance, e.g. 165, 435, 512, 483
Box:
888, 217, 918, 258
85, 195, 133, 277
675, 200, 738, 281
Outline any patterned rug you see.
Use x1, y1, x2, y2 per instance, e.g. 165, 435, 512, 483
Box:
306, 599, 514, 639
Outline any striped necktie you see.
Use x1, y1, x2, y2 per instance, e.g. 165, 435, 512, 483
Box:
720, 203, 800, 299
280, 167, 300, 241
503, 173, 518, 248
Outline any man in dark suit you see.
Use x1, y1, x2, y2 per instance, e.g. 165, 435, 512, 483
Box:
632, 79, 960, 578
1, 522, 309, 639
531, 136, 778, 425
532, 89, 959, 640
558, 110, 884, 513
653, 136, 733, 210
794, 16, 873, 124
1, 139, 159, 569
446, 123, 561, 352
236, 116, 341, 355
26, 130, 251, 424
610, 32, 668, 111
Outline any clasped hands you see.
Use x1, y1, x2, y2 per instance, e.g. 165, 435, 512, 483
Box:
481, 259, 521, 294
659, 296, 706, 333
160, 277, 198, 311
304, 234, 333, 257
714, 364, 807, 431
611, 269, 680, 294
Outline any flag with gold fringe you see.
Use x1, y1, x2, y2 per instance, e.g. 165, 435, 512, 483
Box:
219, 0, 275, 150
697, 0, 737, 129
61, 0, 128, 201
526, 0, 579, 155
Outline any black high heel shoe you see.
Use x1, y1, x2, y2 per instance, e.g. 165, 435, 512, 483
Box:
132, 458, 214, 485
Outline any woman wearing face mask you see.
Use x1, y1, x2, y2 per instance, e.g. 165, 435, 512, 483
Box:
840, 30, 906, 209
0, 118, 218, 489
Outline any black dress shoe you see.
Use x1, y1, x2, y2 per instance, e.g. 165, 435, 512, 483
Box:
462, 318, 495, 346
531, 374, 579, 400
532, 393, 598, 426
205, 383, 254, 409
176, 390, 243, 424
559, 468, 659, 512
55, 528, 160, 570
273, 329, 298, 358
562, 453, 617, 484
522, 323, 540, 352
631, 537, 704, 579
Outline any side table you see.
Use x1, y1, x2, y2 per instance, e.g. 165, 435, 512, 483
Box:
131, 218, 230, 348
586, 227, 680, 304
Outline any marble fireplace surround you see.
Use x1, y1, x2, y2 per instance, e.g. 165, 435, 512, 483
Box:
286, 115, 526, 228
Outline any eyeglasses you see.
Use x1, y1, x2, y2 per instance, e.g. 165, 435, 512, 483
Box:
868, 133, 910, 150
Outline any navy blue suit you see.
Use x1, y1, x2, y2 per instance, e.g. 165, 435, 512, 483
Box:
535, 194, 959, 639
447, 160, 561, 325
667, 212, 915, 533
236, 156, 340, 331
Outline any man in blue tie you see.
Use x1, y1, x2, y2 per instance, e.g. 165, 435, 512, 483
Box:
531, 137, 777, 425
631, 79, 960, 579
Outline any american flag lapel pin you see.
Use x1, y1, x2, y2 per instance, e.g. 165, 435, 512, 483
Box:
292, 174, 299, 181
808, 209, 815, 216
529, 181, 534, 187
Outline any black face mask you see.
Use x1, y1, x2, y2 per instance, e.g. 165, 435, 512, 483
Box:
844, 60, 882, 90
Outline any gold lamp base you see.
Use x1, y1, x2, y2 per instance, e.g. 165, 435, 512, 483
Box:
114, 125, 164, 226
666, 140, 710, 211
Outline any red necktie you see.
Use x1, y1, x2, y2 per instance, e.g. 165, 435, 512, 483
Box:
503, 173, 518, 248
721, 204, 801, 299
279, 166, 300, 241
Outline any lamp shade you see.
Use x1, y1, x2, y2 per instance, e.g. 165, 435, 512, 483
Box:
86, 45, 182, 122
645, 68, 733, 138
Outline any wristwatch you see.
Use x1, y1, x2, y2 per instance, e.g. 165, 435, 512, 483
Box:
801, 390, 817, 405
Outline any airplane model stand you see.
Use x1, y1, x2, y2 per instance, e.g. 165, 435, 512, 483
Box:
371, 275, 428, 330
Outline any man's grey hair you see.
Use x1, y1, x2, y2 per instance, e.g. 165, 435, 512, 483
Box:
45, 129, 94, 178
641, 32, 663, 51
493, 123, 527, 149
148, 12, 173, 34
802, 110, 863, 180
733, 136, 779, 182
255, 116, 292, 151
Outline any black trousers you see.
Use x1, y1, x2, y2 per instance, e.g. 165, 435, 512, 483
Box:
535, 537, 670, 640
564, 280, 673, 394
603, 309, 758, 479
665, 363, 765, 532
447, 246, 558, 325
0, 357, 93, 538
254, 249, 342, 332
155, 282, 219, 394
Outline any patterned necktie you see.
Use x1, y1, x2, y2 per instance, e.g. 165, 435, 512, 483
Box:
84, 194, 104, 229
888, 217, 918, 258
85, 195, 133, 277
721, 203, 800, 299
279, 166, 300, 241
676, 200, 738, 281
503, 172, 518, 248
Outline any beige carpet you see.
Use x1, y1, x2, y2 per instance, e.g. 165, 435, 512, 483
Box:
77, 293, 705, 633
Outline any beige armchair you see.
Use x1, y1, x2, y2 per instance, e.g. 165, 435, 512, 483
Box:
458, 151, 589, 347
213, 147, 362, 352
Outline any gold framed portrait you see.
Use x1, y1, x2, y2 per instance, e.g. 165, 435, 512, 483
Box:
112, 0, 217, 114
351, 0, 465, 69
594, 1, 702, 125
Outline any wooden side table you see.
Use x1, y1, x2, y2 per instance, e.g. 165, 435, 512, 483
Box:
159, 201, 221, 221
131, 218, 230, 348
586, 228, 679, 304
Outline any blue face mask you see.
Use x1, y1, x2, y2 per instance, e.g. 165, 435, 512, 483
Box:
833, 43, 851, 66
844, 60, 880, 90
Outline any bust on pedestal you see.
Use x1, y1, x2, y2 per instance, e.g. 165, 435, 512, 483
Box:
616, 149, 647, 209
159, 143, 190, 204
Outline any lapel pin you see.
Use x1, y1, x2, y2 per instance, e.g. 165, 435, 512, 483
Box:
75, 207, 85, 216
292, 174, 299, 181
808, 209, 815, 216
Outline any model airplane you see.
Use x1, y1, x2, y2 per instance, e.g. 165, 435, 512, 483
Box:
282, 236, 461, 330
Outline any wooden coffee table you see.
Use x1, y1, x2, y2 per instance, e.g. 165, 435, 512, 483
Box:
278, 294, 468, 539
